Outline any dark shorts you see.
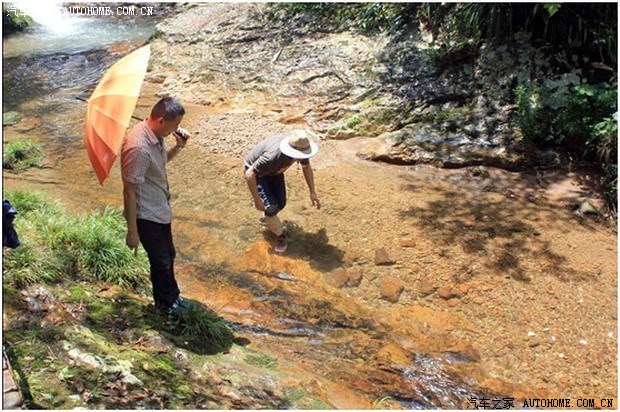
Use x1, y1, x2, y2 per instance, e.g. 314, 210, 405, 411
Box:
257, 174, 287, 216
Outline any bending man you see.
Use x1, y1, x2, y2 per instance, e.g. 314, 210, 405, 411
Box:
244, 129, 321, 253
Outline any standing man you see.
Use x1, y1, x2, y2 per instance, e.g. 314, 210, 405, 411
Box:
121, 96, 191, 315
244, 129, 321, 253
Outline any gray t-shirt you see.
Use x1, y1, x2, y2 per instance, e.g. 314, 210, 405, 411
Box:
121, 121, 172, 224
244, 134, 308, 177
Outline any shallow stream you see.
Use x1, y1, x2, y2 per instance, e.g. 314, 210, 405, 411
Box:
3, 9, 511, 408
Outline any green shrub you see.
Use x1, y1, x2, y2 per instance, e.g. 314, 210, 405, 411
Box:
3, 242, 60, 287
515, 75, 617, 152
2, 4, 34, 34
515, 78, 617, 211
3, 140, 44, 170
2, 189, 149, 291
172, 304, 233, 342
270, 3, 417, 34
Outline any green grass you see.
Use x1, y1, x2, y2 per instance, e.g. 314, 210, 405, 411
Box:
243, 349, 278, 370
3, 139, 44, 170
171, 303, 234, 343
345, 114, 361, 128
285, 388, 333, 409
3, 189, 149, 290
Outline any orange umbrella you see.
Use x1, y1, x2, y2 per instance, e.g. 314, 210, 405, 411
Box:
84, 44, 151, 185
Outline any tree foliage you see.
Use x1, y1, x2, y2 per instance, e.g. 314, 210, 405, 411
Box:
272, 3, 617, 211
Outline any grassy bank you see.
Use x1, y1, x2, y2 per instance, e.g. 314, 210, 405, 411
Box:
2, 190, 246, 409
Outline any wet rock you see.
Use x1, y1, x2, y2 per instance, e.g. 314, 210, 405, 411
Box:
343, 250, 363, 266
380, 276, 405, 303
399, 238, 416, 248
325, 267, 364, 288
276, 272, 296, 281
437, 286, 460, 300
346, 268, 363, 287
375, 343, 412, 366
327, 269, 349, 288
453, 270, 473, 284
374, 248, 394, 266
418, 276, 438, 297
442, 342, 481, 362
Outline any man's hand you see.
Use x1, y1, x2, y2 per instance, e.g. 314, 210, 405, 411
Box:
126, 229, 140, 250
310, 192, 321, 209
174, 127, 190, 148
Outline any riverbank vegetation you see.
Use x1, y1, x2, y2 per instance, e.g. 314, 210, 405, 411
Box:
3, 140, 44, 171
2, 3, 33, 34
2, 190, 239, 408
273, 2, 617, 212
3, 189, 149, 289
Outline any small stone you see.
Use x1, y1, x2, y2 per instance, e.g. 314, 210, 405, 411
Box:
3, 390, 23, 408
3, 370, 17, 393
327, 269, 349, 288
418, 277, 437, 297
346, 268, 363, 287
399, 238, 416, 248
579, 339, 587, 345
527, 331, 536, 337
343, 250, 362, 266
528, 340, 540, 348
374, 248, 394, 265
437, 286, 460, 300
470, 166, 490, 178
379, 276, 405, 303
576, 198, 599, 215
276, 272, 296, 281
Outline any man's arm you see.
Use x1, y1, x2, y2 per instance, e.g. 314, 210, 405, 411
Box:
123, 180, 140, 250
244, 167, 266, 211
301, 161, 320, 209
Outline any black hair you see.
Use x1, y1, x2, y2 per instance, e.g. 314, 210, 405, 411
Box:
150, 96, 185, 120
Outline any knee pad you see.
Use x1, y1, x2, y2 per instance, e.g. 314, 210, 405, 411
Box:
264, 205, 280, 217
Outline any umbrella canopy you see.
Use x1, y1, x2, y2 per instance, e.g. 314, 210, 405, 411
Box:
84, 44, 151, 185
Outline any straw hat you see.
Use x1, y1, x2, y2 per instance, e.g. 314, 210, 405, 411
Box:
279, 129, 319, 159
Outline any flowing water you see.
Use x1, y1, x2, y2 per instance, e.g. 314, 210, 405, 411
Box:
3, 11, 512, 408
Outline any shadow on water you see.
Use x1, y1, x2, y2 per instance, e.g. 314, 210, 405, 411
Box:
262, 221, 345, 272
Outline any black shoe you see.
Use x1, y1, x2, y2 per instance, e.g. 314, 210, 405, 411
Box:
161, 296, 192, 316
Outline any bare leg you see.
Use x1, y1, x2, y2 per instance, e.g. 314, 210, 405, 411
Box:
265, 215, 284, 237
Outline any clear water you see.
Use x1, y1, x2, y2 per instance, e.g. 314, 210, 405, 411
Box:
3, 5, 156, 59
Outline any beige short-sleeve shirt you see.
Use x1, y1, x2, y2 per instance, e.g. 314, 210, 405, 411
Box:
121, 121, 172, 224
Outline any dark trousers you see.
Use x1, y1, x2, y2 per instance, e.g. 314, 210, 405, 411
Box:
257, 173, 287, 216
137, 219, 180, 309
